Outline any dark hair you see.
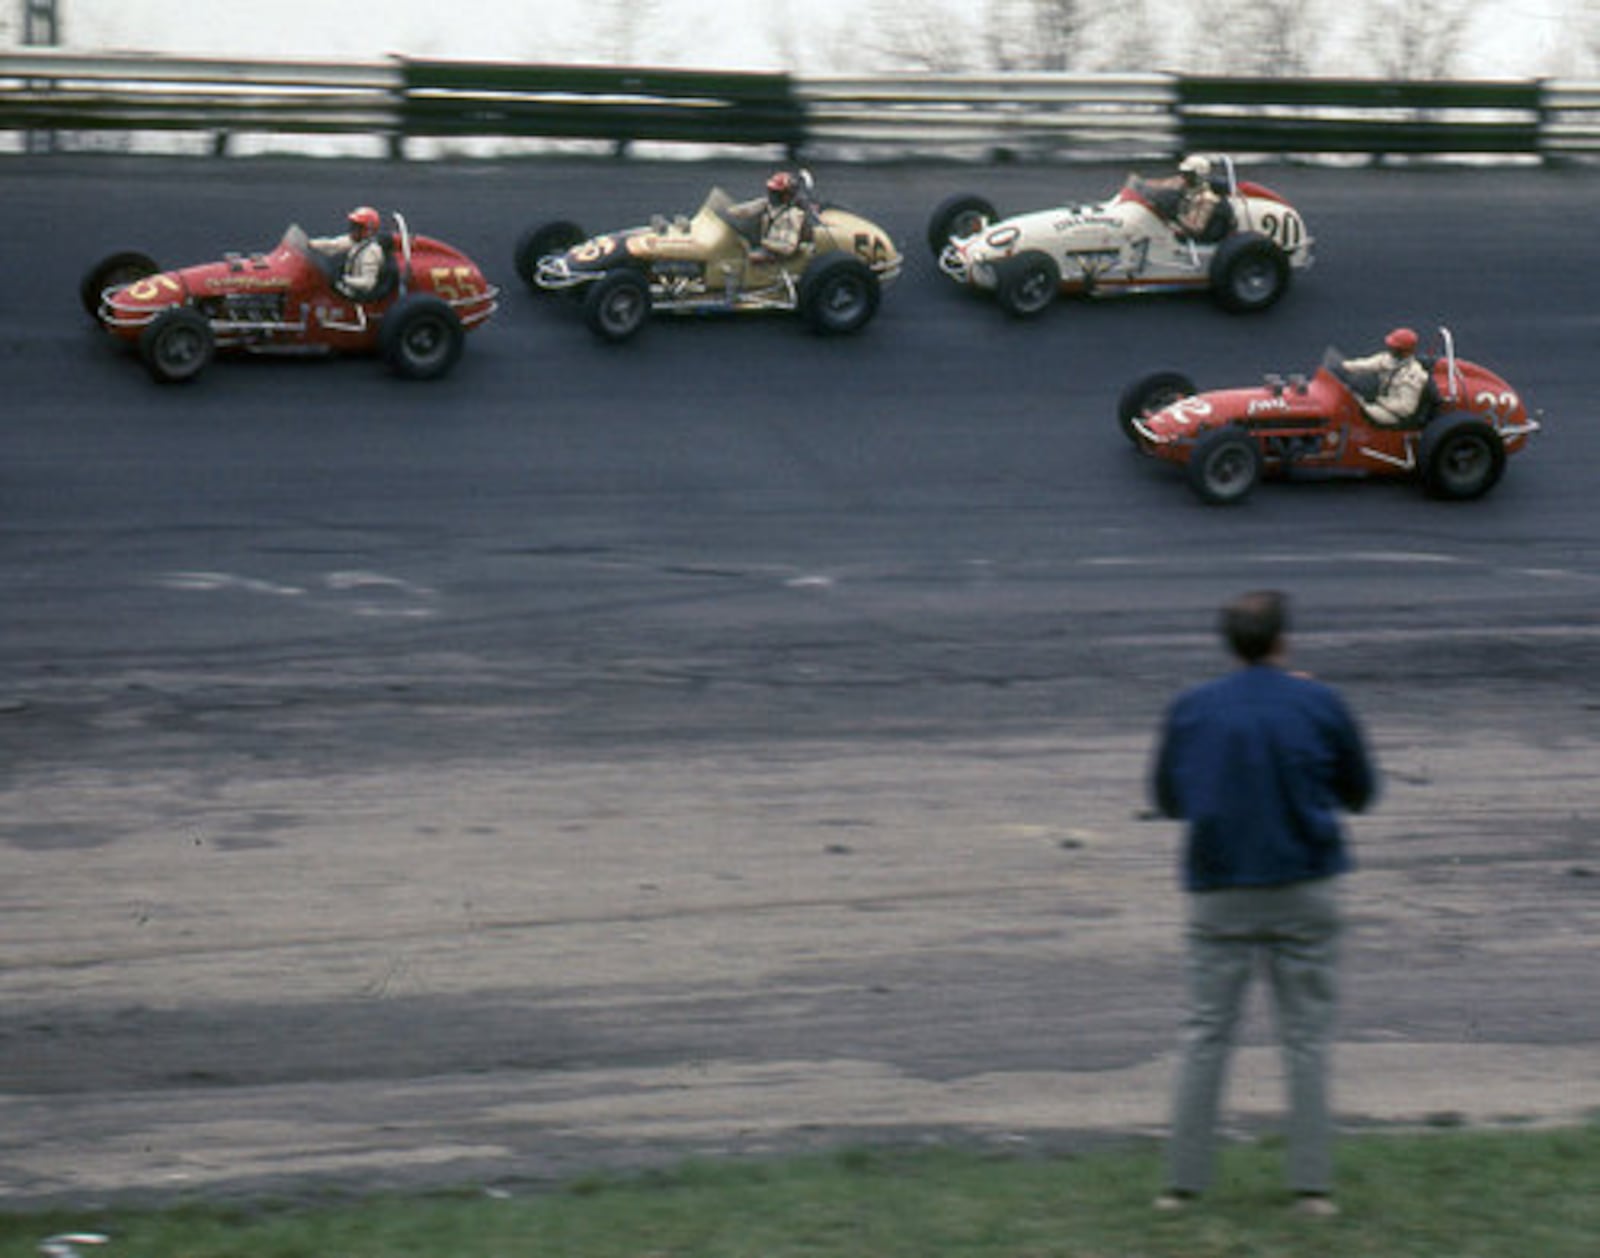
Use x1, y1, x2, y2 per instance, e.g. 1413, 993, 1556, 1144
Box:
1220, 590, 1288, 663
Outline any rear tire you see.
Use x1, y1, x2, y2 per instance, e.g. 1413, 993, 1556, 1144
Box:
81, 250, 159, 320
994, 251, 1060, 318
1209, 232, 1290, 314
137, 307, 213, 384
1186, 427, 1261, 504
1421, 415, 1506, 500
583, 269, 651, 343
799, 253, 880, 335
925, 194, 998, 259
380, 293, 465, 380
514, 220, 586, 291
1117, 371, 1197, 445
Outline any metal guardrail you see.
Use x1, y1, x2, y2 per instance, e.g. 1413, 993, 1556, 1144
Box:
796, 73, 1177, 159
1178, 77, 1544, 156
401, 61, 805, 151
0, 50, 397, 154
1, 51, 1598, 162
1542, 80, 1600, 157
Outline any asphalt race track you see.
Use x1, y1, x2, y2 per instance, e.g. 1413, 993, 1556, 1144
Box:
2, 155, 1597, 1206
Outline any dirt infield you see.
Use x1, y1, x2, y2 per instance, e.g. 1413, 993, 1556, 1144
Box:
4, 714, 1596, 1206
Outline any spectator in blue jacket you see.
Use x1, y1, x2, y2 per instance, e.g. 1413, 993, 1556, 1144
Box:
1151, 590, 1377, 1218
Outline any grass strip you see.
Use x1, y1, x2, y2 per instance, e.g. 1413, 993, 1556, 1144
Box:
3, 1124, 1597, 1258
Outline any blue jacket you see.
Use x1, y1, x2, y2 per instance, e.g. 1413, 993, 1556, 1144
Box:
1153, 664, 1377, 892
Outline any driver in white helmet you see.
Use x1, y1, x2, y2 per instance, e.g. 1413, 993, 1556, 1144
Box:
1137, 155, 1228, 241
310, 205, 385, 299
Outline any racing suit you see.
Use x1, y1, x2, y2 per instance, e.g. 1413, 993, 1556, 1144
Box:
729, 198, 807, 261
1175, 184, 1224, 241
310, 232, 385, 299
1340, 350, 1429, 426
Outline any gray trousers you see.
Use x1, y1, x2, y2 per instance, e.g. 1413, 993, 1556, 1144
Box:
1165, 878, 1341, 1195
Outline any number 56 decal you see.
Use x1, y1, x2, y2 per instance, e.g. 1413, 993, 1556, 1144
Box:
126, 274, 183, 302
853, 233, 891, 266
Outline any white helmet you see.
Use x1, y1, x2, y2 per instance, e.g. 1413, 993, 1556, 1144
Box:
1179, 154, 1213, 182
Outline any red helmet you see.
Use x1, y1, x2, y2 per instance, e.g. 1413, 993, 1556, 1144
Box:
1385, 326, 1419, 354
347, 205, 381, 240
765, 171, 797, 203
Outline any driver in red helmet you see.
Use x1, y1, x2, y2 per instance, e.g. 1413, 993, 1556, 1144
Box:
310, 205, 386, 299
1339, 327, 1430, 426
730, 171, 808, 264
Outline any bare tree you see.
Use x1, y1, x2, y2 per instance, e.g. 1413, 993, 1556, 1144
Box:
601, 0, 662, 65
1031, 0, 1098, 70
866, 0, 977, 72
1098, 0, 1163, 72
1358, 0, 1479, 79
981, 0, 1098, 71
763, 0, 802, 71
1187, 0, 1325, 76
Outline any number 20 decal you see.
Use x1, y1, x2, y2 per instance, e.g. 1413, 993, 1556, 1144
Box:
1257, 211, 1305, 252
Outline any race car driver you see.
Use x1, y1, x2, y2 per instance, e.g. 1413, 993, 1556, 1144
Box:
731, 171, 808, 264
1340, 328, 1431, 426
1137, 155, 1230, 242
310, 205, 386, 299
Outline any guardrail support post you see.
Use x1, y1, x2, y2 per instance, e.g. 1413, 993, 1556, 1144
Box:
22, 0, 61, 154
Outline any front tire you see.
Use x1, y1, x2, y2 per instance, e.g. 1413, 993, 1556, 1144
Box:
994, 251, 1060, 318
1117, 371, 1197, 445
1209, 232, 1290, 314
925, 194, 998, 259
1421, 415, 1506, 500
80, 250, 159, 320
583, 269, 651, 343
514, 220, 586, 291
1186, 427, 1262, 505
137, 307, 213, 384
799, 253, 880, 335
380, 293, 465, 380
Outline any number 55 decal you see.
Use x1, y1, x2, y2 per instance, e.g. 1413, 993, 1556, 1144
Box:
430, 266, 479, 301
